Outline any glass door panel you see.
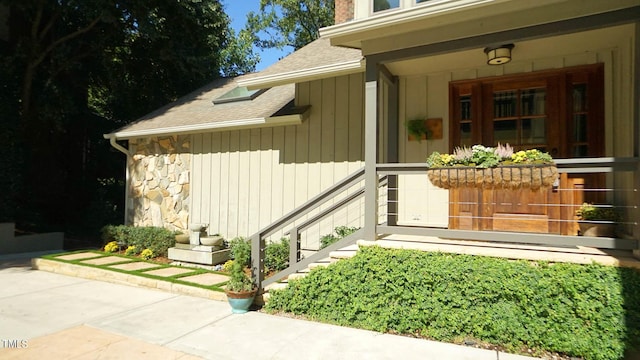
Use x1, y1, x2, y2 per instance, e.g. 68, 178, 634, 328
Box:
493, 91, 517, 118
522, 118, 547, 145
521, 88, 546, 116
570, 84, 588, 157
459, 95, 472, 146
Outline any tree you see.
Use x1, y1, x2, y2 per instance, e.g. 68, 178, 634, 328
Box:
245, 0, 334, 52
220, 28, 260, 77
0, 0, 254, 240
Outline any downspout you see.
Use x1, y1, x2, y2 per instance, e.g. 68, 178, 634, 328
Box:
107, 135, 130, 156
105, 134, 131, 225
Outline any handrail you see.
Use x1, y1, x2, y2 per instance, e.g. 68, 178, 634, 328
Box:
377, 157, 640, 174
375, 157, 640, 251
251, 167, 365, 290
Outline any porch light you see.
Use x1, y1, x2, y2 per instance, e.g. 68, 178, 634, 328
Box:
484, 44, 514, 65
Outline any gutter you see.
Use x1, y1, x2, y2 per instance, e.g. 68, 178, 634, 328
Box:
107, 135, 130, 156
237, 59, 365, 90
102, 112, 308, 140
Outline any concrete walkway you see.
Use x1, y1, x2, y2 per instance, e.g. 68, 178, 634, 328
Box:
0, 257, 539, 360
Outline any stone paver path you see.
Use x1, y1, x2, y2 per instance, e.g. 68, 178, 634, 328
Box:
81, 256, 133, 266
109, 262, 160, 271
55, 252, 103, 261
142, 267, 195, 277
178, 273, 228, 286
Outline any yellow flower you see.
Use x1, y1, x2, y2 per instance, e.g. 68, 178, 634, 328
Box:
140, 249, 154, 260
104, 241, 119, 253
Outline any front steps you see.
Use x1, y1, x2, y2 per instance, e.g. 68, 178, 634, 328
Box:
260, 244, 360, 303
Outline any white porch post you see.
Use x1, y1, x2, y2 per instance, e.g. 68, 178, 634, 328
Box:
364, 79, 379, 241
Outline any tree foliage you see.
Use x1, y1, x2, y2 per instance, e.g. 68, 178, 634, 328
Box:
245, 0, 334, 51
0, 0, 256, 240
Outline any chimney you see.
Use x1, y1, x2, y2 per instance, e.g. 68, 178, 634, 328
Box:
335, 0, 354, 25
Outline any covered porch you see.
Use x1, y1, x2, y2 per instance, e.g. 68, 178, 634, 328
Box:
247, 1, 640, 290
354, 3, 640, 258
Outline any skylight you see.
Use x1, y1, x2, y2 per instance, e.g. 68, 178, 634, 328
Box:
212, 86, 267, 104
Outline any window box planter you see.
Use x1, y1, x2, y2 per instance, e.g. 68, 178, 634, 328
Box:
427, 164, 558, 190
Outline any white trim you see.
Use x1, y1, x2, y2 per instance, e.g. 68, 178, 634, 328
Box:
104, 115, 304, 140
322, 0, 572, 47
237, 59, 365, 89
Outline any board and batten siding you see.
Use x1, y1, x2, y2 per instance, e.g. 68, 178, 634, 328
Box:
396, 24, 636, 227
190, 73, 365, 247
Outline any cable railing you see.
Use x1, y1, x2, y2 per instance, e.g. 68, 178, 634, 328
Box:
376, 157, 640, 251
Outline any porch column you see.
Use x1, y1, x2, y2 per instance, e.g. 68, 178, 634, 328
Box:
364, 66, 379, 241
634, 21, 640, 260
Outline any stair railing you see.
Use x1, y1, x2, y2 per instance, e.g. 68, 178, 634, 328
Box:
250, 167, 365, 290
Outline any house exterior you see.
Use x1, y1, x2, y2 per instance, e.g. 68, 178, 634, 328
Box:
106, 0, 640, 285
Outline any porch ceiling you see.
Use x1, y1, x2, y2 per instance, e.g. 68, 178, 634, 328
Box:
384, 24, 633, 76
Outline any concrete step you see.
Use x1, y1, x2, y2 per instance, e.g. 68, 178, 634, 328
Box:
287, 272, 308, 280
261, 243, 362, 303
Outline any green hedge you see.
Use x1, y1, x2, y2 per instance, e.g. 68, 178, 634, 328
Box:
265, 246, 640, 360
101, 225, 175, 257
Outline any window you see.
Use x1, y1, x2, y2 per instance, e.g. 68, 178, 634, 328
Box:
373, 0, 400, 13
212, 87, 267, 105
450, 64, 604, 158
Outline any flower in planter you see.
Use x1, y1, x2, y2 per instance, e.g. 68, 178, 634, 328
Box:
427, 143, 553, 169
426, 143, 557, 190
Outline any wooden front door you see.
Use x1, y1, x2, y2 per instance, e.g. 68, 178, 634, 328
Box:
449, 64, 604, 235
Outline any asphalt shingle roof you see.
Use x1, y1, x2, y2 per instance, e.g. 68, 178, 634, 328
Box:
107, 76, 295, 137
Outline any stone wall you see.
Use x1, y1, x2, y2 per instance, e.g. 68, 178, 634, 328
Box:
127, 135, 190, 232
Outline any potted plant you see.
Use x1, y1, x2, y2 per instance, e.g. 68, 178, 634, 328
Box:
405, 119, 431, 142
224, 237, 257, 313
575, 203, 619, 237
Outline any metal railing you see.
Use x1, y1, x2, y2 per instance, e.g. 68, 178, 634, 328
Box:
376, 157, 640, 251
251, 158, 640, 290
250, 168, 366, 290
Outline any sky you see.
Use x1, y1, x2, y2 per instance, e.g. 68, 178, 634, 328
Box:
223, 0, 292, 71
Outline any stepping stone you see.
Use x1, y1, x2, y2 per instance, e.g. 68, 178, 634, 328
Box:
109, 262, 159, 271
143, 267, 195, 277
178, 273, 228, 286
55, 252, 103, 261
81, 256, 131, 266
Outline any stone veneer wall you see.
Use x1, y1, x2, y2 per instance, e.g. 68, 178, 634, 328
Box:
127, 135, 190, 232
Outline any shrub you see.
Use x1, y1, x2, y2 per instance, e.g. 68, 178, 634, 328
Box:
101, 225, 175, 257
320, 226, 360, 249
103, 241, 118, 253
265, 237, 289, 273
226, 237, 254, 292
266, 246, 640, 360
228, 237, 251, 267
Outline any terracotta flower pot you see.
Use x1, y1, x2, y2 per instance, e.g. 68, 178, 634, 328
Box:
578, 221, 616, 237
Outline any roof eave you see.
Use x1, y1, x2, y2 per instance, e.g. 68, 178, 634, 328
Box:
237, 59, 365, 90
319, 0, 569, 48
104, 114, 306, 140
